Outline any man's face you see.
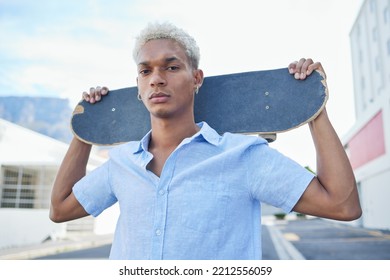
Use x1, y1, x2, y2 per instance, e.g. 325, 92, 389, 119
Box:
136, 39, 202, 119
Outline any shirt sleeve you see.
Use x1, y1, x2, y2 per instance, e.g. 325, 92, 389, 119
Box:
247, 143, 315, 213
72, 161, 117, 217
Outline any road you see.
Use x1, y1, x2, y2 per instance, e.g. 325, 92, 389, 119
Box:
34, 217, 390, 260
35, 244, 111, 260
30, 203, 390, 260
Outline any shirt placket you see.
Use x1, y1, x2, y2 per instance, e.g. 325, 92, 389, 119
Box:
150, 151, 178, 260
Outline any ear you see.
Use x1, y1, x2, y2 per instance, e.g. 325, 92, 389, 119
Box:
194, 69, 204, 88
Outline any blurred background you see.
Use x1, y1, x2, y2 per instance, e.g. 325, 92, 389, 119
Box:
0, 0, 389, 257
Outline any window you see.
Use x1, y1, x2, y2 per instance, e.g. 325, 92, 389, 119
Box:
370, 0, 376, 13
359, 49, 363, 63
387, 39, 390, 56
0, 166, 54, 209
372, 27, 378, 42
375, 56, 381, 72
356, 24, 361, 38
4, 168, 18, 185
1, 167, 36, 208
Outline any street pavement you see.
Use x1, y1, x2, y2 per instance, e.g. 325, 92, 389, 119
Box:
1, 215, 390, 260
0, 233, 113, 260
269, 216, 390, 260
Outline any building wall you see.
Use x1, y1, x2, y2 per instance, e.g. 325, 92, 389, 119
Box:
0, 208, 66, 249
0, 118, 111, 249
350, 0, 390, 118
348, 110, 386, 169
345, 0, 390, 230
358, 169, 390, 229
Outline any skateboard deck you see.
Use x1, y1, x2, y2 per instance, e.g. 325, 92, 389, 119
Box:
71, 67, 328, 145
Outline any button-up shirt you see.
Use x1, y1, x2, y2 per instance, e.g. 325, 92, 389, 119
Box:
73, 122, 314, 259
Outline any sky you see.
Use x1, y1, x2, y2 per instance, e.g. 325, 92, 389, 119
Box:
0, 0, 364, 169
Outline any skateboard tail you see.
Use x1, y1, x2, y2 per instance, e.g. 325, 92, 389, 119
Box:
71, 102, 131, 146
73, 104, 85, 115
253, 70, 329, 138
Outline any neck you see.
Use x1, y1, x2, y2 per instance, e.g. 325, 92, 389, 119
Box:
149, 116, 200, 150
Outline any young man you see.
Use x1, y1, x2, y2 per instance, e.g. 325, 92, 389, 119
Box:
50, 22, 361, 259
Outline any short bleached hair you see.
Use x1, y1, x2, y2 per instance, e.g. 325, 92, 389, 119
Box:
132, 22, 200, 69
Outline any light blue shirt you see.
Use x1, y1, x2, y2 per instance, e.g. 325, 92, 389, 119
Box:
73, 122, 314, 259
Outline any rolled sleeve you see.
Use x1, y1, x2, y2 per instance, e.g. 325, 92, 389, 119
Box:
247, 143, 315, 213
73, 161, 117, 217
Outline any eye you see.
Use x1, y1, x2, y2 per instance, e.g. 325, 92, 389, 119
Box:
167, 65, 180, 71
139, 69, 151, 75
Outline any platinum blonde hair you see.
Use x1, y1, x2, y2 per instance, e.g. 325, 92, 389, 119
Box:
133, 22, 200, 69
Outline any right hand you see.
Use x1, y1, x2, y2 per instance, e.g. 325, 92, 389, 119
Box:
82, 86, 109, 103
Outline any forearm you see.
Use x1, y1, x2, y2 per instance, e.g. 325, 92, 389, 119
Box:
309, 109, 359, 209
288, 58, 361, 220
50, 137, 92, 217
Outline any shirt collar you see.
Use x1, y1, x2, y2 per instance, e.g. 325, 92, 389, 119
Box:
132, 121, 220, 154
195, 121, 221, 146
132, 130, 152, 154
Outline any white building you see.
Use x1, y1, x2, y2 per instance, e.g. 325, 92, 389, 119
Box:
0, 118, 116, 249
343, 0, 390, 230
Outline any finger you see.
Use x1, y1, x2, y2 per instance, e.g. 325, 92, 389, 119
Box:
307, 62, 326, 78
293, 58, 306, 79
94, 86, 109, 101
288, 61, 298, 74
89, 87, 96, 103
82, 91, 90, 102
101, 86, 109, 96
95, 86, 102, 101
299, 58, 314, 79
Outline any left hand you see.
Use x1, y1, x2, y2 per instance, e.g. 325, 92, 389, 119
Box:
288, 58, 326, 80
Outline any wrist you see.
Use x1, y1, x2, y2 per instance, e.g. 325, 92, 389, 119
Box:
310, 108, 328, 127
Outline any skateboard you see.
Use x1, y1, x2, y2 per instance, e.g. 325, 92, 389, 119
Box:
71, 67, 328, 145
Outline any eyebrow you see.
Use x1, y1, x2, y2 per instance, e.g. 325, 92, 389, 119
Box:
165, 56, 180, 63
138, 56, 181, 66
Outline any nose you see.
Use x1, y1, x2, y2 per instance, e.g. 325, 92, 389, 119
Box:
149, 70, 166, 88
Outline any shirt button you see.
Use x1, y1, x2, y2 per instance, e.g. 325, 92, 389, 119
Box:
159, 190, 165, 195
155, 229, 162, 236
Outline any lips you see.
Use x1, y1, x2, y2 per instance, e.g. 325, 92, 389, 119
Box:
148, 92, 170, 103
149, 92, 169, 99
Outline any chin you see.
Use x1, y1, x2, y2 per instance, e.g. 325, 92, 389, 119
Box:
151, 108, 175, 119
